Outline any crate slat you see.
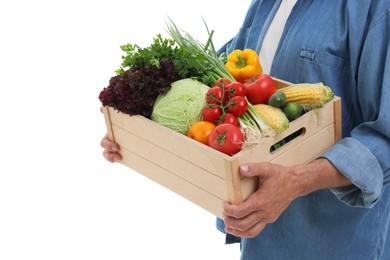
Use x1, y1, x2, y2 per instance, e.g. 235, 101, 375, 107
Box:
112, 125, 229, 200
119, 146, 224, 217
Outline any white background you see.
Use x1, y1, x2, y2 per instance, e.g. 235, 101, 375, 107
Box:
0, 0, 251, 259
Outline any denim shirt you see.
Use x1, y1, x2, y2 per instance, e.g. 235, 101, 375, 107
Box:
216, 1, 390, 259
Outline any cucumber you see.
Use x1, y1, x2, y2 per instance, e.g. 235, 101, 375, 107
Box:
283, 103, 303, 121
267, 92, 286, 108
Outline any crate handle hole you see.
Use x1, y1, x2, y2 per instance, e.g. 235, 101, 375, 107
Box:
269, 127, 306, 153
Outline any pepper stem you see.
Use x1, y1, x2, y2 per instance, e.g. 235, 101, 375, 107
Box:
236, 54, 247, 69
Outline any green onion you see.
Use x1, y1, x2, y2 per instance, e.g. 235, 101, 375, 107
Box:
165, 18, 236, 83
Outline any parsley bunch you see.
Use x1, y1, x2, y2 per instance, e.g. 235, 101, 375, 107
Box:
116, 35, 177, 75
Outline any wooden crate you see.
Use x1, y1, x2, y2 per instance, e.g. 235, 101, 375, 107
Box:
102, 79, 341, 218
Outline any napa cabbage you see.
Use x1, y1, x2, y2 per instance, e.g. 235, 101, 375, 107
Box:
151, 78, 210, 135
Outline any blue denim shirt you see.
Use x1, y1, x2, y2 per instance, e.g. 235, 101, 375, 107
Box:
216, 1, 390, 259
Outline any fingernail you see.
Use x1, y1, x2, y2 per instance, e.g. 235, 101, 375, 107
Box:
240, 164, 249, 173
112, 146, 118, 152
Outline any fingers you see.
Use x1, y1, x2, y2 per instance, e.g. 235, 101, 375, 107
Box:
103, 149, 121, 163
226, 221, 267, 238
223, 200, 258, 219
222, 201, 271, 238
100, 134, 113, 149
223, 210, 267, 238
223, 207, 265, 229
101, 134, 121, 163
239, 162, 277, 177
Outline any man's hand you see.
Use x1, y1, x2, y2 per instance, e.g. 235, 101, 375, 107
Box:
222, 159, 352, 238
100, 133, 121, 163
222, 162, 301, 238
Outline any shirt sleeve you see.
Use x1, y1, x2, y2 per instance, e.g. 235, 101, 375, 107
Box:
320, 12, 390, 208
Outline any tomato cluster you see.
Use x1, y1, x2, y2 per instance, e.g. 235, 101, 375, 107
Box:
202, 78, 248, 126
188, 75, 276, 156
195, 78, 248, 155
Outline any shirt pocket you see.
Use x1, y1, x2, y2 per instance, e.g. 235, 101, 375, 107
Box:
297, 48, 354, 136
298, 48, 351, 77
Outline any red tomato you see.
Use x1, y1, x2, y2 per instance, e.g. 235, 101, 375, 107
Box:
219, 113, 239, 126
245, 74, 276, 104
213, 78, 232, 88
243, 73, 262, 84
206, 87, 228, 105
208, 124, 244, 155
225, 82, 246, 98
202, 104, 223, 123
227, 96, 248, 117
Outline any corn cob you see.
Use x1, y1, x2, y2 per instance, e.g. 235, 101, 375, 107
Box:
277, 83, 334, 110
252, 104, 289, 134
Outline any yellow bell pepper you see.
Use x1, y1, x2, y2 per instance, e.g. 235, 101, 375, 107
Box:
225, 49, 263, 82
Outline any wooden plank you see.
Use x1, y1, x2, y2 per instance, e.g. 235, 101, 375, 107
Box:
112, 126, 229, 200
333, 97, 342, 142
108, 108, 232, 179
273, 77, 291, 89
103, 106, 115, 141
238, 99, 335, 164
119, 146, 224, 218
269, 124, 335, 166
238, 124, 336, 202
240, 177, 258, 202
224, 159, 243, 204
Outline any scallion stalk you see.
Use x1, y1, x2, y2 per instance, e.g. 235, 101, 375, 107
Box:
165, 18, 236, 82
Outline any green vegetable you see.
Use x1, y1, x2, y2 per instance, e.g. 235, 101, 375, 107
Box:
165, 18, 235, 85
116, 34, 178, 75
268, 92, 286, 108
283, 103, 303, 121
151, 78, 210, 134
